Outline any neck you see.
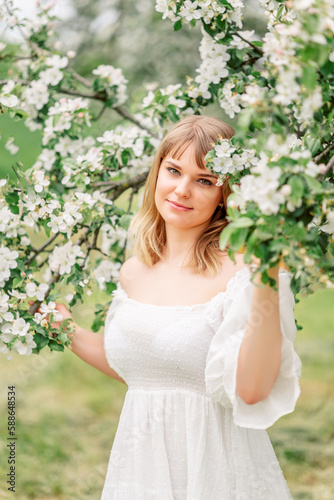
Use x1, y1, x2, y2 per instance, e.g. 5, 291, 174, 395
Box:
162, 223, 207, 267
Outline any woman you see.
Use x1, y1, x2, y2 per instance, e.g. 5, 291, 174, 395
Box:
57, 115, 302, 499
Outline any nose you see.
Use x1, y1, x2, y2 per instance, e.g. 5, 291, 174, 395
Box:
174, 176, 191, 198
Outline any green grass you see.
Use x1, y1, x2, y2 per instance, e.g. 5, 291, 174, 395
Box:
0, 287, 333, 499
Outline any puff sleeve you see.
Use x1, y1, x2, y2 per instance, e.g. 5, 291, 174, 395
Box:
205, 268, 302, 430
103, 286, 128, 382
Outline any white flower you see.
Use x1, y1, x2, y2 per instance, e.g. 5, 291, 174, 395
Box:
39, 149, 57, 171
5, 138, 19, 155
65, 293, 74, 303
101, 222, 128, 254
155, 0, 172, 20
230, 30, 255, 50
22, 80, 49, 110
240, 84, 265, 107
49, 241, 84, 275
25, 282, 49, 301
319, 212, 334, 234
280, 184, 292, 197
12, 317, 30, 337
13, 333, 36, 356
76, 147, 103, 172
0, 94, 19, 108
39, 301, 63, 322
0, 246, 19, 287
45, 54, 68, 69
33, 170, 50, 193
218, 82, 241, 118
0, 293, 10, 315
180, 1, 202, 22
93, 260, 121, 290
39, 67, 64, 86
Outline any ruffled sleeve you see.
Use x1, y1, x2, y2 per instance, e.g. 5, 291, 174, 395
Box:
205, 268, 302, 430
103, 284, 128, 383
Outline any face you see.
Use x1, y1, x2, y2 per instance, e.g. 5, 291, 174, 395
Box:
154, 143, 223, 232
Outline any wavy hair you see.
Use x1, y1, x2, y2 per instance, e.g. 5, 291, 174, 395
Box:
129, 115, 235, 275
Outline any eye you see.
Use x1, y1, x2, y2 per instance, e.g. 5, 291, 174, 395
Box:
166, 167, 180, 175
198, 178, 214, 186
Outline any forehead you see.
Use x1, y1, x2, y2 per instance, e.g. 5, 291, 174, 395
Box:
163, 141, 207, 170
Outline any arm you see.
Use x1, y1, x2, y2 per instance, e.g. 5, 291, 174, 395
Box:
236, 266, 282, 404
56, 304, 126, 384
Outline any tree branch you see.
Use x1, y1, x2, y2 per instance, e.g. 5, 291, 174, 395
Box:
4, 0, 41, 55
114, 106, 159, 138
314, 141, 334, 163
234, 33, 263, 56
100, 171, 149, 198
26, 233, 60, 266
70, 69, 92, 88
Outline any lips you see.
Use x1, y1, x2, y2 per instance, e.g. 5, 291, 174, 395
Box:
167, 200, 193, 210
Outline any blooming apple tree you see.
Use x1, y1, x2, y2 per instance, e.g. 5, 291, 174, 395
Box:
0, 0, 333, 357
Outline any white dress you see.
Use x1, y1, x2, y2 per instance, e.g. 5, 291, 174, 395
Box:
101, 266, 302, 499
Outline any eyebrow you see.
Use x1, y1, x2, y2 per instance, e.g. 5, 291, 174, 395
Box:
164, 160, 218, 179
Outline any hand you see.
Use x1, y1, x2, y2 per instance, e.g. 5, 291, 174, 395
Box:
50, 303, 75, 330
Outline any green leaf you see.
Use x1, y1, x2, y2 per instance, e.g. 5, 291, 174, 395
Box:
230, 228, 249, 250
302, 65, 318, 90
121, 150, 130, 166
48, 340, 64, 352
173, 20, 182, 31
288, 176, 304, 203
255, 227, 273, 240
12, 277, 23, 288
303, 175, 323, 194
33, 333, 49, 350
219, 224, 234, 250
232, 217, 254, 228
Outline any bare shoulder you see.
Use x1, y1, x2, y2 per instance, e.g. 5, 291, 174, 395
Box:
217, 251, 248, 280
119, 256, 147, 291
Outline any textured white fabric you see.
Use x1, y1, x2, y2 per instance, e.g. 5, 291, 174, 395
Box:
102, 266, 301, 499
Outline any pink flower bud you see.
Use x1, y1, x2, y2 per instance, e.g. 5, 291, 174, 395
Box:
78, 112, 84, 118
60, 98, 67, 104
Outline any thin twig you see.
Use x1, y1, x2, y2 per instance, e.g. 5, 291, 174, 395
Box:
11, 164, 24, 190
4, 0, 41, 55
314, 141, 334, 163
29, 273, 60, 316
234, 33, 263, 56
70, 69, 92, 88
114, 105, 159, 138
92, 104, 107, 121
58, 87, 105, 101
101, 171, 149, 197
26, 233, 59, 266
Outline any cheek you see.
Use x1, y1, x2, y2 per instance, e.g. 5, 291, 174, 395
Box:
196, 188, 222, 211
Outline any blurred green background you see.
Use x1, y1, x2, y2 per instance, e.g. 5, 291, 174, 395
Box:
1, 1, 333, 498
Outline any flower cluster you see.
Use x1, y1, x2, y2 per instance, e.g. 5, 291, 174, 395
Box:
205, 138, 259, 185
0, 246, 19, 288
43, 97, 90, 146
229, 154, 288, 215
187, 30, 230, 100
155, 0, 243, 29
49, 241, 84, 275
39, 55, 68, 87
92, 65, 128, 107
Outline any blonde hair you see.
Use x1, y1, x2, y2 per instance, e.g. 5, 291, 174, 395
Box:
129, 115, 235, 275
